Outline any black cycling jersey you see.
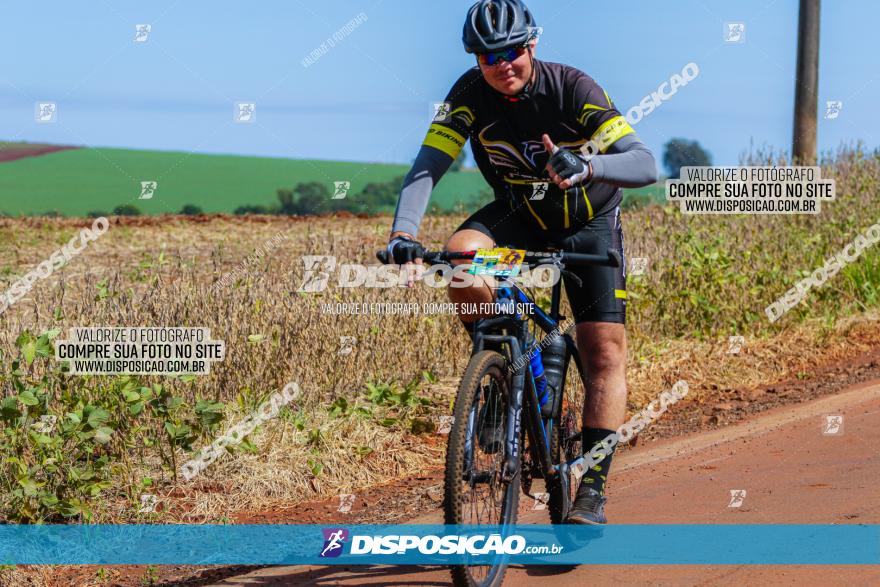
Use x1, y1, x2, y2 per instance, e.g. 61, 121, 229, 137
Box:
424, 59, 637, 232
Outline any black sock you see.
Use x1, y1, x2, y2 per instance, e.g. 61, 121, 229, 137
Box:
580, 427, 617, 496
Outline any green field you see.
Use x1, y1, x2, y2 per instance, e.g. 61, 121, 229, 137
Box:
0, 144, 663, 216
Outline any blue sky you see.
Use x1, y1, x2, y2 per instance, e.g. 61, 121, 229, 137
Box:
0, 0, 877, 167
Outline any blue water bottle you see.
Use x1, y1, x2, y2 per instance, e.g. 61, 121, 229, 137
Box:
528, 341, 550, 409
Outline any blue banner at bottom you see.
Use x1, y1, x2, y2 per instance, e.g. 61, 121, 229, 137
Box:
0, 524, 877, 565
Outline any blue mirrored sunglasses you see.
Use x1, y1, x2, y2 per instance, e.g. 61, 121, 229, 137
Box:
477, 46, 527, 66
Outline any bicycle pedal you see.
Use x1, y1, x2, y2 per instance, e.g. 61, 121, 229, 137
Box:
564, 431, 582, 444
520, 474, 532, 496
524, 490, 543, 501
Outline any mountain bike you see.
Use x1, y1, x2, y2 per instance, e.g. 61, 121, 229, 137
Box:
378, 246, 621, 587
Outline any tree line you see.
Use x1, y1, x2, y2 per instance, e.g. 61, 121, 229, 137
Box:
234, 175, 404, 216
45, 137, 714, 218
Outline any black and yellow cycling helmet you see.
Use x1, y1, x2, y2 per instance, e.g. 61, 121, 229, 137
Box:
463, 0, 538, 54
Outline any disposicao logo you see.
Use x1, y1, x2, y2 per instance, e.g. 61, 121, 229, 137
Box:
319, 528, 349, 558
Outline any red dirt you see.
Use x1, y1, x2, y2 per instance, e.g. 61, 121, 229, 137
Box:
38, 342, 880, 586
200, 378, 880, 586
0, 144, 79, 163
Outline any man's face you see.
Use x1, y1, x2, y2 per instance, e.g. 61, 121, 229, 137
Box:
478, 42, 535, 95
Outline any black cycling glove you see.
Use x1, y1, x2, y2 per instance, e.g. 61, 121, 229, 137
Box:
386, 236, 426, 264
548, 147, 593, 186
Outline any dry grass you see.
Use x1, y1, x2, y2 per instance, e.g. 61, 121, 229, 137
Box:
0, 214, 474, 522
0, 565, 51, 587
0, 148, 879, 523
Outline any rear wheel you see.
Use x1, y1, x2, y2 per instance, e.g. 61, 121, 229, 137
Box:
444, 350, 520, 587
548, 349, 584, 524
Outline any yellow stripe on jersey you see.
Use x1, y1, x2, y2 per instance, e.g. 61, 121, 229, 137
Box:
451, 105, 475, 126
520, 194, 548, 230
563, 191, 570, 229
502, 177, 544, 185
615, 289, 627, 299
578, 103, 608, 126
590, 115, 635, 153
423, 124, 465, 159
581, 186, 594, 220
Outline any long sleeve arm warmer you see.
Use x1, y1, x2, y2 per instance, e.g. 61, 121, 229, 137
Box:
589, 133, 658, 188
390, 145, 454, 238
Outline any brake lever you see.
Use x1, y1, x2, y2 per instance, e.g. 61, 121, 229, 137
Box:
534, 258, 584, 288
560, 268, 583, 288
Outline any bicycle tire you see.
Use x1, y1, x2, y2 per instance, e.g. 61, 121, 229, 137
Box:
547, 354, 584, 525
445, 350, 520, 587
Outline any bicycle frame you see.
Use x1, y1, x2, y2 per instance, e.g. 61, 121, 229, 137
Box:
375, 245, 618, 521
470, 276, 587, 487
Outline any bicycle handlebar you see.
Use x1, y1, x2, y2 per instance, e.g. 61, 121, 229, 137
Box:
376, 247, 621, 269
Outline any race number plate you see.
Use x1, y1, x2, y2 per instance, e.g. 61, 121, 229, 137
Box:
469, 247, 526, 279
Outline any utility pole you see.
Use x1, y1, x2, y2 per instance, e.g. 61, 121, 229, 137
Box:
792, 0, 820, 164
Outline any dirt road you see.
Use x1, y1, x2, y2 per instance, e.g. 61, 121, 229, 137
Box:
0, 144, 77, 163
204, 379, 880, 586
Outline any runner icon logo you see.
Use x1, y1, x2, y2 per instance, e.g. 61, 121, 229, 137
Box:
728, 489, 747, 508
298, 256, 337, 293
235, 102, 256, 123
338, 336, 357, 356
824, 101, 843, 120
724, 22, 745, 43
333, 181, 351, 199
36, 102, 57, 123
320, 528, 349, 558
727, 335, 744, 354
532, 492, 549, 510
432, 102, 451, 122
139, 181, 158, 200
134, 24, 151, 42
338, 494, 356, 513
822, 415, 844, 435
530, 182, 548, 201
629, 257, 648, 276
437, 415, 454, 434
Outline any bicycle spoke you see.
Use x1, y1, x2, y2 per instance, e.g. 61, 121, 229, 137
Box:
445, 350, 518, 587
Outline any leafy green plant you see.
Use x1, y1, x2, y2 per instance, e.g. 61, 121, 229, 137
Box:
141, 565, 158, 585
364, 379, 430, 409
0, 329, 225, 522
94, 278, 111, 301
307, 456, 324, 477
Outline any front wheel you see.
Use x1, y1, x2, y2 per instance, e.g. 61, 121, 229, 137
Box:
444, 350, 520, 587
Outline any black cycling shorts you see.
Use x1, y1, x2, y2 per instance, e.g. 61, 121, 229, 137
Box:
455, 199, 627, 324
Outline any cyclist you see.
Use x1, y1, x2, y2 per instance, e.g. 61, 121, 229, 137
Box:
385, 0, 657, 525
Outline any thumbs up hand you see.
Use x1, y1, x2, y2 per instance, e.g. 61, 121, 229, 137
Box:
543, 133, 593, 189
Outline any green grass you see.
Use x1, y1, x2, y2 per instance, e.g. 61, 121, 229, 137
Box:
0, 145, 664, 216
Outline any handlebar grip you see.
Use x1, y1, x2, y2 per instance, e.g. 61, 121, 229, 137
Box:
607, 249, 622, 268
554, 249, 621, 268
377, 249, 446, 264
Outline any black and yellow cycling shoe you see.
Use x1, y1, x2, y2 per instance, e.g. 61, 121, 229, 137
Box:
566, 484, 607, 525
